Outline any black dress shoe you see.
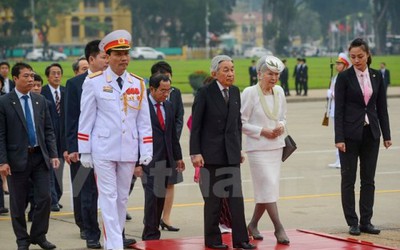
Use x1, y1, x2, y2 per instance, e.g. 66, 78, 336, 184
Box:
349, 225, 361, 236
17, 245, 29, 250
87, 240, 101, 249
233, 242, 256, 249
123, 238, 136, 248
205, 243, 228, 249
32, 240, 56, 250
58, 203, 63, 209
80, 230, 87, 240
126, 212, 132, 221
160, 219, 180, 231
0, 207, 9, 214
360, 224, 381, 234
50, 204, 60, 212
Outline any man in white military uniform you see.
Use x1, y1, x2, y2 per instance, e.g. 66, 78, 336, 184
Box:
78, 30, 153, 250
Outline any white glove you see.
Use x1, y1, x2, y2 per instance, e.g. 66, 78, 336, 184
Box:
80, 153, 93, 168
139, 155, 152, 166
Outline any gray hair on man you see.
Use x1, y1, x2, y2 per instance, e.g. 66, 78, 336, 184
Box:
210, 55, 233, 73
256, 55, 285, 74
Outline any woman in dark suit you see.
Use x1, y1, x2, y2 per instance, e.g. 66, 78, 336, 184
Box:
334, 38, 392, 236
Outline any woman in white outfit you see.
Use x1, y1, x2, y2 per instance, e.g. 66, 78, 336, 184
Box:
327, 53, 351, 168
241, 55, 289, 245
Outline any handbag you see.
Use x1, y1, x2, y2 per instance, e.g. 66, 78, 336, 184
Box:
282, 134, 297, 162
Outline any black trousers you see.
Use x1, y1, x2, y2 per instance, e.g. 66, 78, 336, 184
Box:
199, 164, 248, 246
8, 150, 51, 247
141, 160, 170, 241
69, 161, 83, 231
339, 125, 380, 227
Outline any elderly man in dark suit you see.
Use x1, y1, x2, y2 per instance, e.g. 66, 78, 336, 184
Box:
142, 73, 185, 240
65, 40, 106, 249
190, 55, 255, 250
0, 62, 59, 250
41, 63, 67, 212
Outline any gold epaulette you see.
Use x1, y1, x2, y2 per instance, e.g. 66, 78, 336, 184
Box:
88, 71, 103, 78
129, 72, 143, 81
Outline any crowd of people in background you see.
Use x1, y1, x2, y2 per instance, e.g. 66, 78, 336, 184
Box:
0, 34, 393, 250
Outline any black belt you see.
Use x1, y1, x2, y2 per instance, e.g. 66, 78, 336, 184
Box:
28, 146, 41, 154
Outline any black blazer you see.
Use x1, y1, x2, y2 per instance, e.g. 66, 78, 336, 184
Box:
146, 93, 182, 171
41, 84, 66, 157
335, 66, 391, 142
0, 90, 58, 172
381, 69, 390, 86
190, 80, 242, 165
65, 71, 88, 154
168, 87, 184, 139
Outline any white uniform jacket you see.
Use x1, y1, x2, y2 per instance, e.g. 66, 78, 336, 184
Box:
241, 84, 287, 152
78, 67, 153, 162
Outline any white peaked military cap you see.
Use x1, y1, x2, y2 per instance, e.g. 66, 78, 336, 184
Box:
336, 52, 351, 67
257, 55, 285, 73
99, 29, 132, 52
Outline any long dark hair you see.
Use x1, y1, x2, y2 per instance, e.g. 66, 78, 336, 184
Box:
348, 38, 372, 66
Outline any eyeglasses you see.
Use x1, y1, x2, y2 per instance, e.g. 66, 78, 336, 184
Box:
50, 71, 62, 76
157, 88, 172, 94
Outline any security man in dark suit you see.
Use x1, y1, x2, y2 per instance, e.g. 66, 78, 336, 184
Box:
41, 63, 67, 212
65, 40, 106, 249
335, 38, 391, 236
0, 61, 15, 93
142, 73, 185, 240
0, 62, 59, 250
190, 55, 255, 250
248, 59, 257, 86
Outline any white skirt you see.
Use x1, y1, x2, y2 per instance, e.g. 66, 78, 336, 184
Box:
247, 149, 283, 203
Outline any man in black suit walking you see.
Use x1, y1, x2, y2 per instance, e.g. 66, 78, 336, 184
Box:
0, 62, 59, 250
190, 55, 255, 250
0, 61, 15, 93
141, 73, 185, 240
248, 59, 257, 86
64, 40, 107, 249
41, 63, 67, 212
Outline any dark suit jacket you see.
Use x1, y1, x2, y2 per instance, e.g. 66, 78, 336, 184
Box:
190, 80, 242, 165
0, 90, 58, 172
335, 66, 391, 142
381, 69, 390, 87
147, 93, 182, 171
248, 66, 257, 86
41, 84, 66, 157
280, 66, 289, 84
65, 72, 88, 154
168, 87, 184, 139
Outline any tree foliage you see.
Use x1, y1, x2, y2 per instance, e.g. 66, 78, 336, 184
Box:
119, 0, 236, 47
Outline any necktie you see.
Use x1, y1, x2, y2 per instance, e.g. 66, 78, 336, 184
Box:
22, 95, 36, 147
222, 88, 229, 104
155, 103, 165, 130
361, 74, 371, 105
117, 77, 123, 89
55, 90, 60, 115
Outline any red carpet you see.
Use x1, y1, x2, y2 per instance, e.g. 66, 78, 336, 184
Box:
130, 229, 397, 250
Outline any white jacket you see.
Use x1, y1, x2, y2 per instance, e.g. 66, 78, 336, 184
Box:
241, 84, 287, 152
78, 67, 153, 162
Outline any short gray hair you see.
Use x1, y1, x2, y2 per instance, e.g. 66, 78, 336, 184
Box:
210, 55, 233, 73
72, 55, 87, 72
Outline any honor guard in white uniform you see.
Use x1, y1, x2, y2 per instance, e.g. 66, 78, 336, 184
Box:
78, 30, 153, 250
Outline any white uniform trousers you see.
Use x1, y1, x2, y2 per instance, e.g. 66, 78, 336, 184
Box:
93, 159, 135, 250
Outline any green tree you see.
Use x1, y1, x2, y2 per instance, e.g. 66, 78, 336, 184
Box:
119, 0, 236, 47
33, 0, 79, 55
